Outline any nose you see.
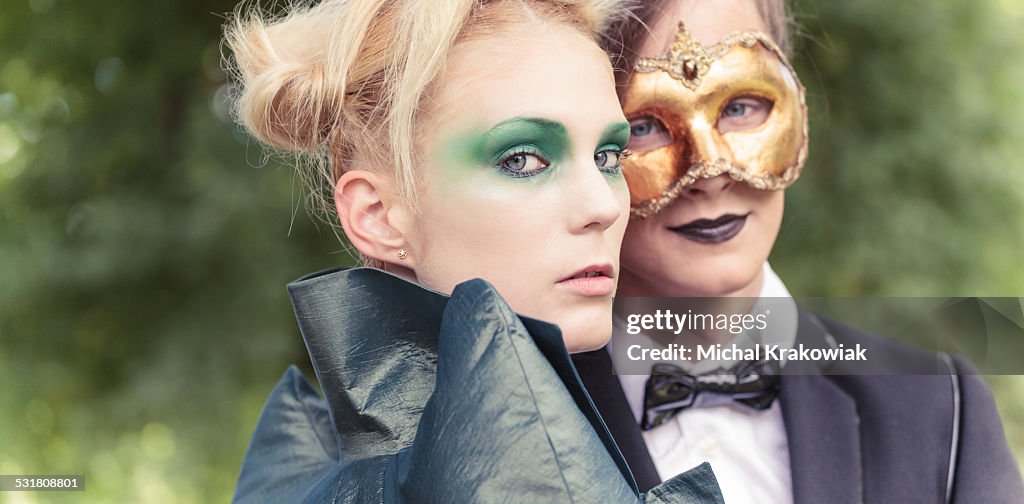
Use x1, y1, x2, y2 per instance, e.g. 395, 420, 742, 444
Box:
683, 174, 735, 199
688, 114, 730, 162
567, 160, 624, 233
682, 116, 735, 199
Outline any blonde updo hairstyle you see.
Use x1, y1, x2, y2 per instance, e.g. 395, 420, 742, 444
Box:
223, 0, 628, 266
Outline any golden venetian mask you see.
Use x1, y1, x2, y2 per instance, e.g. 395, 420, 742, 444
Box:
622, 22, 809, 218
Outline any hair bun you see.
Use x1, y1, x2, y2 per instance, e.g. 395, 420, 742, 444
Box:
226, 9, 340, 153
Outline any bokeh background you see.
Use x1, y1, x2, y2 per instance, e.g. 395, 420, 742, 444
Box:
1, 0, 1022, 501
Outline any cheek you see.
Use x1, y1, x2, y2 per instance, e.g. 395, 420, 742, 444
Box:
411, 180, 562, 292
751, 189, 785, 239
610, 183, 632, 238
726, 189, 783, 273
620, 216, 662, 265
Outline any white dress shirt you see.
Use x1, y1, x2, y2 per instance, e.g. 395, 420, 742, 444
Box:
618, 262, 797, 504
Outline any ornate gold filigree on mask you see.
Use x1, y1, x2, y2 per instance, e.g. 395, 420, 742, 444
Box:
622, 22, 809, 219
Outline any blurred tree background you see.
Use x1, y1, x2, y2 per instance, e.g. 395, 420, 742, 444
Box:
0, 0, 1021, 501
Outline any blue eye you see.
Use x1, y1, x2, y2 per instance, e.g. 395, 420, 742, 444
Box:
495, 146, 550, 177
595, 147, 629, 174
631, 122, 652, 136
627, 117, 672, 152
718, 96, 773, 132
630, 118, 665, 137
722, 102, 750, 117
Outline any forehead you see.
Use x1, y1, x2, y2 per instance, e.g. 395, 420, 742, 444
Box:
427, 22, 621, 130
640, 0, 769, 56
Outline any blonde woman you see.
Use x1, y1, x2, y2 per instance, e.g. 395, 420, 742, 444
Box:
224, 0, 723, 502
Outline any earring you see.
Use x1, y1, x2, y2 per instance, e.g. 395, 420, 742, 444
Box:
397, 249, 408, 260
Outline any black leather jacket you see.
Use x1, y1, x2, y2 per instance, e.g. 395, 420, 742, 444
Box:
232, 268, 724, 503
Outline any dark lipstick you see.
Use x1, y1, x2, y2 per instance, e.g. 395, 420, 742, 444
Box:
669, 213, 749, 244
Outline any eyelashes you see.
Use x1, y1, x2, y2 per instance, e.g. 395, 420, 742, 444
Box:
493, 145, 630, 178
595, 146, 630, 174
717, 96, 773, 132
494, 145, 551, 177
627, 117, 672, 152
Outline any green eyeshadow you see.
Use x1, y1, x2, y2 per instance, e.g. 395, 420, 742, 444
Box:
479, 118, 569, 165
596, 122, 630, 152
434, 118, 629, 181
435, 118, 569, 169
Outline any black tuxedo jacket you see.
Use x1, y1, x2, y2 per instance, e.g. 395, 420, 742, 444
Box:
573, 308, 1024, 503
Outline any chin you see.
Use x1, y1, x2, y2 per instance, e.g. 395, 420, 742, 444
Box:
560, 319, 612, 354
631, 251, 762, 297
534, 296, 614, 353
690, 275, 754, 297
564, 331, 611, 353
683, 256, 762, 296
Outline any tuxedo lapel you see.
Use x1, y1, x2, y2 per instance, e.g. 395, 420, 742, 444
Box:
779, 309, 863, 504
779, 375, 861, 504
572, 348, 663, 492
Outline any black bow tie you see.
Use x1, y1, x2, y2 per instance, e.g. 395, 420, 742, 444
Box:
641, 360, 781, 431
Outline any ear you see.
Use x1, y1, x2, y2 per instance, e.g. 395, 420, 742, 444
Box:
334, 170, 417, 271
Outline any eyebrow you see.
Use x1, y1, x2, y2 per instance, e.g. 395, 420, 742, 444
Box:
484, 117, 567, 138
481, 117, 571, 160
484, 118, 630, 146
599, 122, 631, 147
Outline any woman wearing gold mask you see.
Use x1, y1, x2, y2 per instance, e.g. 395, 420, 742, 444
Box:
573, 1, 1024, 503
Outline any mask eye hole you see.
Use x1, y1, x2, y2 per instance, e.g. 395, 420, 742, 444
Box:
627, 116, 672, 152
717, 96, 774, 133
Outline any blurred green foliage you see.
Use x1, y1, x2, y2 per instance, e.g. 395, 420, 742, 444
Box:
1, 0, 346, 502
1, 0, 1022, 502
780, 0, 1024, 296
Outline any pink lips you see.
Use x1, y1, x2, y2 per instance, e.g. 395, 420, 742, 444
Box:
556, 264, 615, 296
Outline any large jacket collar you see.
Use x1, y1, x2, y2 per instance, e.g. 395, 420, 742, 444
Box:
287, 267, 647, 490
275, 267, 725, 503
288, 268, 638, 484
287, 267, 448, 459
